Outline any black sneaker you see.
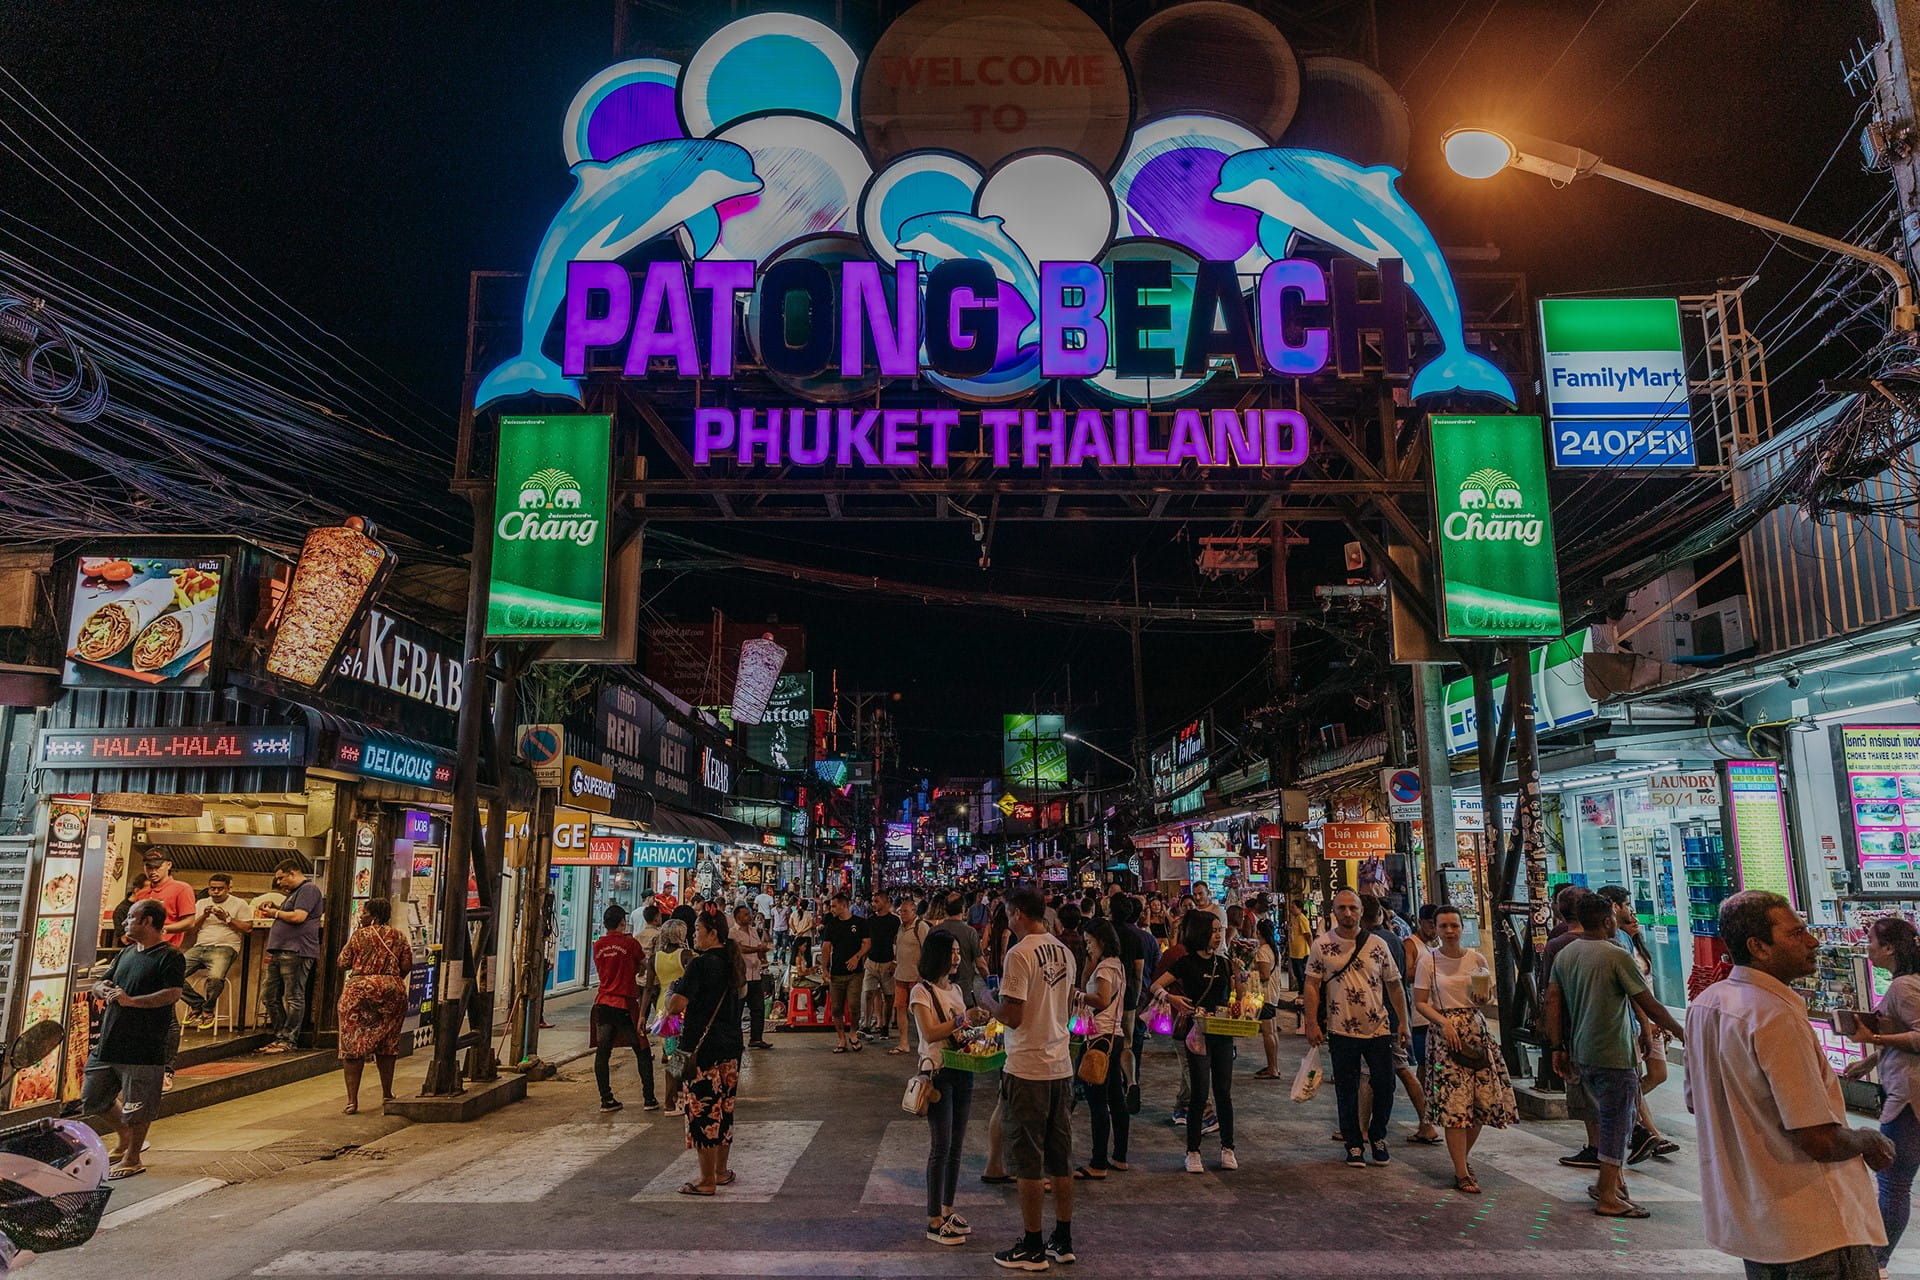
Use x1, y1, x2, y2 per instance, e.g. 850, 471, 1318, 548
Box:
1627, 1128, 1660, 1166
641, 1099, 661, 1111
1126, 1082, 1141, 1114
1370, 1141, 1391, 1165
1558, 1145, 1601, 1168
1345, 1146, 1367, 1168
927, 1220, 966, 1247
993, 1239, 1051, 1271
1653, 1137, 1680, 1156
599, 1099, 623, 1112
1046, 1235, 1076, 1265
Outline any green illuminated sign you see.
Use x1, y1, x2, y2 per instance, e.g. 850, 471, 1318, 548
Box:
1003, 713, 1068, 790
1430, 415, 1562, 638
487, 415, 610, 637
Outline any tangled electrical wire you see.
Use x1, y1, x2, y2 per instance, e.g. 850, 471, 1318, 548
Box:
0, 291, 104, 422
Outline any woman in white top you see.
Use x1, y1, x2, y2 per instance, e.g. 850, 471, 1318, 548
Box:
909, 931, 982, 1248
1072, 919, 1130, 1180
1251, 916, 1283, 1079
788, 900, 816, 966
1412, 906, 1517, 1194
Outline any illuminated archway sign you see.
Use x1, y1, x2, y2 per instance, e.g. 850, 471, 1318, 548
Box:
476, 2, 1518, 473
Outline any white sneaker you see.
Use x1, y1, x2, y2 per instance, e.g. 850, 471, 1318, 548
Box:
1219, 1148, 1238, 1171
1184, 1151, 1204, 1174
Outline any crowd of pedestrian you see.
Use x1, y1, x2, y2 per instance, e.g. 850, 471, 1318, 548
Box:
574, 877, 1914, 1278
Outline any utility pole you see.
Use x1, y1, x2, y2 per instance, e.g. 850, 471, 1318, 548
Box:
1873, 0, 1920, 272
1128, 557, 1149, 781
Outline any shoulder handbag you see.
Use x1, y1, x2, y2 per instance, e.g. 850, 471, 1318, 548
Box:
902, 981, 945, 1115
665, 968, 725, 1080
1315, 937, 1370, 1029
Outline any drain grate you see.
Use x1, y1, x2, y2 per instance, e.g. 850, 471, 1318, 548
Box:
199, 1139, 364, 1184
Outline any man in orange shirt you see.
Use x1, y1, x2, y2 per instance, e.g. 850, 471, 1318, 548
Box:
132, 853, 196, 1092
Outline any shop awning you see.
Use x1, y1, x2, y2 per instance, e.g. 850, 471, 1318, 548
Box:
643, 804, 735, 845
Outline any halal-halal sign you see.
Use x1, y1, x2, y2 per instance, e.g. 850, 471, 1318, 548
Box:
473, 0, 1516, 462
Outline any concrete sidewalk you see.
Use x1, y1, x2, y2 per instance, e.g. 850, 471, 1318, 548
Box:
90, 991, 598, 1229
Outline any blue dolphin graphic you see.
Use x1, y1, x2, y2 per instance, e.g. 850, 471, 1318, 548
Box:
894, 212, 1042, 349
475, 138, 762, 407
1214, 149, 1517, 405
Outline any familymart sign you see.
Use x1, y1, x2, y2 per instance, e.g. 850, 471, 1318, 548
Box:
1539, 297, 1694, 469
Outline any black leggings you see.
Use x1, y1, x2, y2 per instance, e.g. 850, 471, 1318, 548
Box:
593, 1005, 657, 1105
1184, 1034, 1234, 1151
1088, 1041, 1130, 1168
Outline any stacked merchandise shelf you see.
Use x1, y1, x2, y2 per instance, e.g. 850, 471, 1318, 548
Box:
1684, 832, 1733, 997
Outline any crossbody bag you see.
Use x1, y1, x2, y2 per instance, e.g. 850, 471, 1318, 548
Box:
1316, 937, 1370, 1029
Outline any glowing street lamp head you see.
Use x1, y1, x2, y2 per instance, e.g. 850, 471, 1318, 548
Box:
1442, 128, 1517, 180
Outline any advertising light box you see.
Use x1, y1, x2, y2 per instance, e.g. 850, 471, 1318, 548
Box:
64, 555, 226, 689
471, 3, 1523, 465
488, 415, 611, 638
1431, 415, 1563, 639
1539, 298, 1694, 469
1839, 725, 1920, 892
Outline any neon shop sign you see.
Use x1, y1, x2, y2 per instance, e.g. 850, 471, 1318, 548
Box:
475, 4, 1517, 466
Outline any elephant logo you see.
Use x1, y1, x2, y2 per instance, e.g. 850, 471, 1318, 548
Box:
518, 467, 581, 510
1460, 468, 1522, 512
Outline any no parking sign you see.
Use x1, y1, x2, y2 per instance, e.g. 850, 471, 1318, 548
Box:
1381, 768, 1422, 821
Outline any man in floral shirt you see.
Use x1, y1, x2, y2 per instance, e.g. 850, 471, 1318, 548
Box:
1303, 888, 1410, 1169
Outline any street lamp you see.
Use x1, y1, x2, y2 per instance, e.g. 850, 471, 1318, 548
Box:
1440, 124, 1916, 330
1062, 731, 1138, 779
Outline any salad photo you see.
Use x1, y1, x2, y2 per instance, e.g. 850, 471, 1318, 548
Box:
63, 554, 224, 688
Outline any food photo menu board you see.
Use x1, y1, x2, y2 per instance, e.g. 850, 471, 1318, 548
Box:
1840, 726, 1920, 893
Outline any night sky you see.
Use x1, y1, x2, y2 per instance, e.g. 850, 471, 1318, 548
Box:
3, 0, 1889, 776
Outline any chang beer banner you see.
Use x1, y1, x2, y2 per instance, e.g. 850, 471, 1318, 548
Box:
488, 415, 611, 637
1431, 415, 1562, 638
1003, 713, 1067, 790
1539, 298, 1693, 468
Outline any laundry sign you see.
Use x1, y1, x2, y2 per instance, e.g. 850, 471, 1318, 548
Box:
1647, 771, 1720, 810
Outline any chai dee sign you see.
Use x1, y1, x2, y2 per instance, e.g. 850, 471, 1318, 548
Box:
472, 2, 1517, 463
1322, 821, 1391, 859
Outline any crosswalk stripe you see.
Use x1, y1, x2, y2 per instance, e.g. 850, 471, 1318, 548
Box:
397, 1122, 646, 1203
632, 1120, 821, 1203
1470, 1124, 1698, 1202
253, 1247, 1753, 1276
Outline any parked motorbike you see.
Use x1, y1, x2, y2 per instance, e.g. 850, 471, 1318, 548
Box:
0, 1021, 114, 1270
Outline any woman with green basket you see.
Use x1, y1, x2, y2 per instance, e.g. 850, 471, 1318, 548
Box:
910, 931, 987, 1247
1152, 911, 1239, 1174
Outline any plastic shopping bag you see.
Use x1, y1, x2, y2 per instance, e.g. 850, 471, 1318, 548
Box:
1290, 1046, 1323, 1103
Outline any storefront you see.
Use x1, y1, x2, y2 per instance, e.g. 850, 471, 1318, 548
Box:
11, 536, 467, 1110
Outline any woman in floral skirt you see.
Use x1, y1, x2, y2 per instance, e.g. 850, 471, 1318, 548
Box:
336, 898, 411, 1115
1412, 905, 1517, 1194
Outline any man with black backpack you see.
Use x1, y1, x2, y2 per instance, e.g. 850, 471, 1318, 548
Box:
1303, 889, 1411, 1169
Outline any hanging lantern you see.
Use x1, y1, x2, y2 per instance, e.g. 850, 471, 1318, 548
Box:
732, 633, 788, 724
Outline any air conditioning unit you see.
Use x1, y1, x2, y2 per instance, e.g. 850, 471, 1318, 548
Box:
1690, 596, 1751, 658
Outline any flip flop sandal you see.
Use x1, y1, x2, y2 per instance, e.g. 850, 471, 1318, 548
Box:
107, 1166, 147, 1181
1251, 1069, 1280, 1079
1109, 1161, 1129, 1171
1594, 1201, 1649, 1219
1410, 1133, 1443, 1145
888, 1046, 911, 1055
1072, 1166, 1106, 1180
850, 1042, 863, 1052
717, 1171, 737, 1186
1454, 1174, 1481, 1194
980, 1174, 1016, 1185
831, 1046, 849, 1054
677, 1182, 716, 1197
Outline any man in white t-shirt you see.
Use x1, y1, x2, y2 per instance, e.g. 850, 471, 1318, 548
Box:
981, 889, 1077, 1270
171, 874, 251, 1029
754, 888, 775, 926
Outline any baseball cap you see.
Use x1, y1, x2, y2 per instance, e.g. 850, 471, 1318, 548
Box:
142, 852, 168, 866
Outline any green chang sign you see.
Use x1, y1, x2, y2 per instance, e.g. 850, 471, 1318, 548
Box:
1004, 713, 1068, 790
488, 415, 611, 637
1430, 415, 1562, 638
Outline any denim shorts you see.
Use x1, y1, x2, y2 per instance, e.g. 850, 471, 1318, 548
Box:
1576, 1063, 1640, 1166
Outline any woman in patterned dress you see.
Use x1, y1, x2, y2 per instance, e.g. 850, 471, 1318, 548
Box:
336, 898, 411, 1114
666, 911, 745, 1195
1412, 905, 1517, 1194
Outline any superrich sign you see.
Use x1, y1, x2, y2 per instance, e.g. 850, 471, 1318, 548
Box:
1430, 415, 1562, 639
563, 755, 617, 813
1539, 298, 1693, 469
473, 3, 1516, 443
488, 415, 611, 638
38, 727, 307, 769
